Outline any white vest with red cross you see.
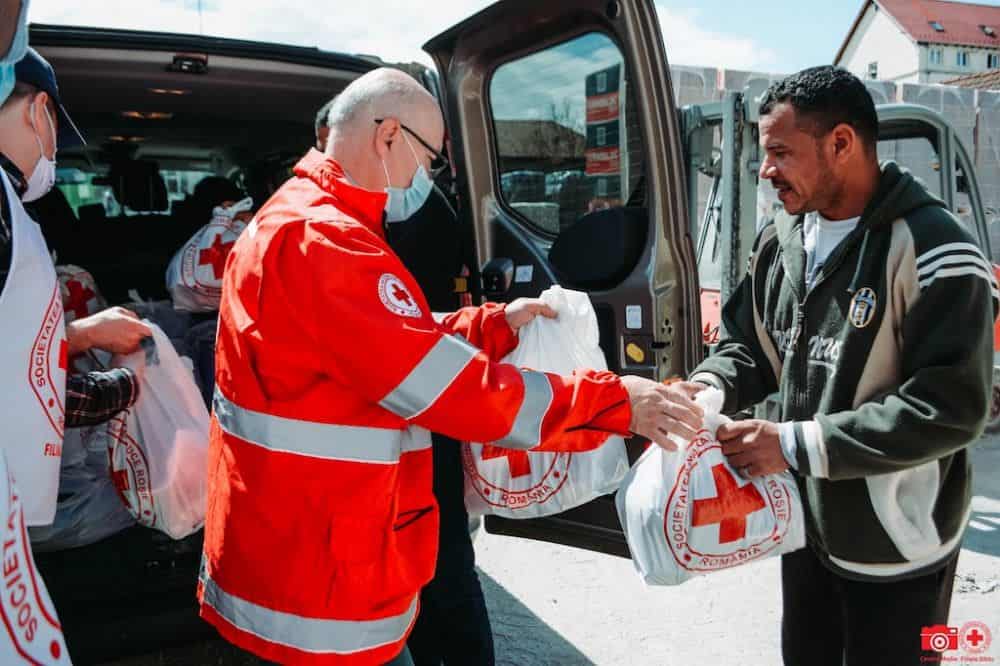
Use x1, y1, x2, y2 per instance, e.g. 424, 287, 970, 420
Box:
0, 169, 66, 527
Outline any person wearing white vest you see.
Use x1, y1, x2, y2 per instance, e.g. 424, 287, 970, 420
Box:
0, 47, 151, 528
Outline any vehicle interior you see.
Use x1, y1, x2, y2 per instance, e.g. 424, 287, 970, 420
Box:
26, 25, 392, 663
30, 25, 381, 305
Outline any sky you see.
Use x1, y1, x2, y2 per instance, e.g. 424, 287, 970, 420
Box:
27, 0, 1000, 74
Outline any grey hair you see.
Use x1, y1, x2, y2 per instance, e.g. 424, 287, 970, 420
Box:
325, 68, 432, 136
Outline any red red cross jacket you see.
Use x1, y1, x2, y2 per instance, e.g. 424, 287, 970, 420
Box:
197, 149, 632, 665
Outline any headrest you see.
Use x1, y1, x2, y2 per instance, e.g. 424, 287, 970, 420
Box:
108, 160, 168, 212
548, 207, 648, 289
77, 203, 107, 225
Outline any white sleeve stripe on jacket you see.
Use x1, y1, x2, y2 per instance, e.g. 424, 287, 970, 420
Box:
915, 242, 984, 269
917, 252, 993, 281
213, 389, 428, 463
491, 369, 554, 450
798, 420, 829, 479
200, 568, 418, 654
919, 265, 999, 298
379, 334, 479, 420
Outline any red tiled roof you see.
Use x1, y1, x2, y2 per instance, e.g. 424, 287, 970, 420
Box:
837, 0, 1000, 63
878, 0, 1000, 47
943, 68, 1000, 87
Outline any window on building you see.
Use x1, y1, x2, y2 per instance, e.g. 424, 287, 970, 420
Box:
929, 21, 945, 32
867, 61, 878, 79
990, 53, 1000, 69
929, 48, 944, 65
957, 51, 970, 67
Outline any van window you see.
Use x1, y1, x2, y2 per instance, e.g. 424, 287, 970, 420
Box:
489, 32, 643, 235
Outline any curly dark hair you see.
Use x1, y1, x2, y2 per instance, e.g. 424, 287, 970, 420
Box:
759, 66, 878, 150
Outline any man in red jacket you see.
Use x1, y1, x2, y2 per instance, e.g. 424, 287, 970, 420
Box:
198, 67, 703, 666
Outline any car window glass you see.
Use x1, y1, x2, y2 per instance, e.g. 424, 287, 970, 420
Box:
489, 32, 643, 235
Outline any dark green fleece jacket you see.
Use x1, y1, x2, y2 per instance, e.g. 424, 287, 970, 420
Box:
692, 162, 998, 581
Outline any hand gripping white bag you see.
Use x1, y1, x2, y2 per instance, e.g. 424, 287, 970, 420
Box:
0, 452, 72, 665
165, 197, 252, 312
616, 388, 805, 585
106, 323, 209, 539
463, 286, 628, 518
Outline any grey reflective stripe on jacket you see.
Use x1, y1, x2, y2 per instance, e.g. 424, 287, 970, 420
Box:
492, 369, 554, 450
213, 389, 430, 463
200, 570, 417, 655
379, 334, 479, 419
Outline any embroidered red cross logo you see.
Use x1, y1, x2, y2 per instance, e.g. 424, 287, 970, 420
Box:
481, 445, 532, 479
65, 280, 95, 319
198, 234, 235, 279
691, 464, 767, 543
967, 629, 985, 647
392, 283, 413, 307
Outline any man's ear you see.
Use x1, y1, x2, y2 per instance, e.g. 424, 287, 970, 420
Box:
830, 123, 858, 164
374, 117, 400, 159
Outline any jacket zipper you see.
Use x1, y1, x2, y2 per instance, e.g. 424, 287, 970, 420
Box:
791, 229, 866, 418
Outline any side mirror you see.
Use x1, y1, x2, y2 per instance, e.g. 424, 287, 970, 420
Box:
481, 257, 514, 301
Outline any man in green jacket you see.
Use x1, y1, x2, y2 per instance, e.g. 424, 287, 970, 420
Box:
689, 65, 997, 665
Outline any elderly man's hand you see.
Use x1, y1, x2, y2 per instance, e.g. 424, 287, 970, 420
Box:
505, 298, 557, 332
67, 307, 152, 356
717, 419, 788, 478
621, 377, 704, 450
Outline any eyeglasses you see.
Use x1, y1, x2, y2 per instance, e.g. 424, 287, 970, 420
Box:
374, 118, 450, 179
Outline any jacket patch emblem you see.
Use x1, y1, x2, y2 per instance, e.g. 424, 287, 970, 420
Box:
379, 273, 422, 318
849, 287, 877, 329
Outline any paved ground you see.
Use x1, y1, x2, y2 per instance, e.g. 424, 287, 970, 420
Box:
474, 434, 1000, 665
105, 435, 1000, 666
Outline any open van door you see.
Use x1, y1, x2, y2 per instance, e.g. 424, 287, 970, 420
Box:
424, 0, 699, 557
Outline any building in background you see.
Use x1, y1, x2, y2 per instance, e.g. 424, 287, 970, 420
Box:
836, 0, 1000, 84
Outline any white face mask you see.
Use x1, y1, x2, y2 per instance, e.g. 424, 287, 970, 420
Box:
22, 100, 57, 203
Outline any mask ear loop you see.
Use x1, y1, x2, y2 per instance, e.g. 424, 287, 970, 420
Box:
29, 98, 57, 161
401, 133, 421, 171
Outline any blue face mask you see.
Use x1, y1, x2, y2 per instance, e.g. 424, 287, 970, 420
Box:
0, 1, 30, 105
382, 133, 433, 223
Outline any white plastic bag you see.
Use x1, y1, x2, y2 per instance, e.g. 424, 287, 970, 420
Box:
0, 452, 71, 664
463, 286, 628, 518
107, 323, 209, 539
165, 198, 252, 312
616, 388, 805, 585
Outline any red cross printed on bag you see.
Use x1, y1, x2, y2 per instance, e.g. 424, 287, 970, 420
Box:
691, 464, 767, 543
967, 629, 985, 648
481, 445, 532, 479
64, 279, 95, 319
198, 234, 235, 279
